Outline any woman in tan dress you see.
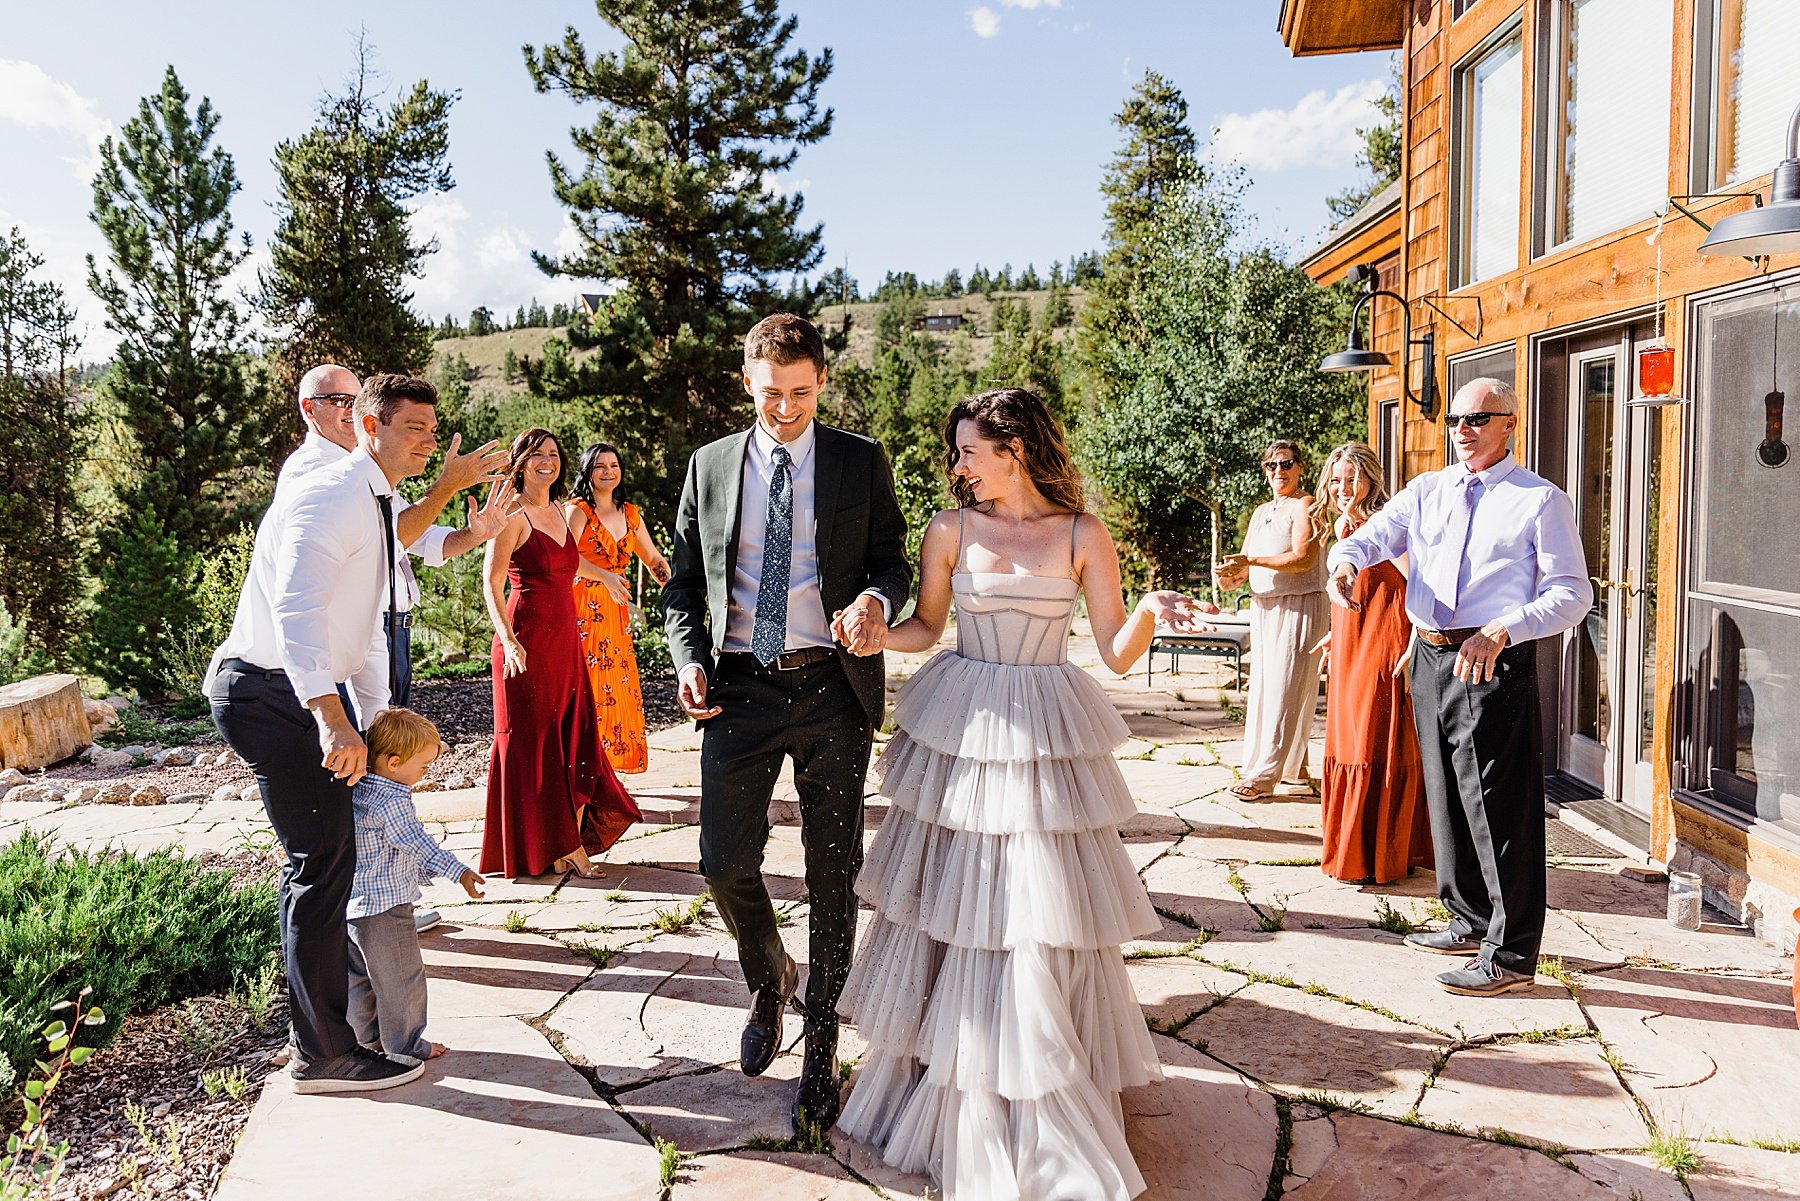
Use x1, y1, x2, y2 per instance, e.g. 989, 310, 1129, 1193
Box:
1312, 442, 1431, 883
1215, 439, 1328, 798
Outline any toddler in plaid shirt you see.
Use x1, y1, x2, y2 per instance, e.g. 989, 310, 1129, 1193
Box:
349, 707, 484, 1063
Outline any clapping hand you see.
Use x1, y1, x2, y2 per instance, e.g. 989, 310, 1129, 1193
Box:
434, 434, 509, 494
463, 478, 522, 545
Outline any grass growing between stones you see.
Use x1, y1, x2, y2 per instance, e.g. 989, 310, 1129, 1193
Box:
503, 910, 527, 933
1123, 935, 1211, 960
655, 1136, 683, 1195
1263, 1097, 1294, 1201
1645, 1129, 1704, 1180
568, 941, 618, 968
1256, 857, 1323, 868
1370, 896, 1419, 936
651, 894, 710, 934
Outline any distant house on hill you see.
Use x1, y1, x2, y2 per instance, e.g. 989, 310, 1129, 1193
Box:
913, 311, 964, 333
578, 293, 605, 318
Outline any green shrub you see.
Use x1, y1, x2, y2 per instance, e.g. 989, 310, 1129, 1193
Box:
0, 834, 279, 1084
158, 524, 256, 702
632, 617, 672, 677
83, 508, 194, 696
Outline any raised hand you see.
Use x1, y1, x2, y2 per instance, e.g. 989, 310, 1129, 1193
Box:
433, 434, 509, 494
1142, 590, 1213, 634
464, 478, 523, 544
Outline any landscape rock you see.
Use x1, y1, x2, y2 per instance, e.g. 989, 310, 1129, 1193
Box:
103, 694, 131, 712
211, 785, 240, 803
443, 773, 474, 789
63, 783, 99, 804
96, 783, 133, 804
83, 698, 118, 737
157, 746, 196, 767
239, 785, 261, 802
413, 779, 442, 792
4, 783, 60, 804
128, 785, 165, 806
90, 749, 135, 771
118, 744, 148, 758
0, 767, 27, 789
164, 792, 208, 805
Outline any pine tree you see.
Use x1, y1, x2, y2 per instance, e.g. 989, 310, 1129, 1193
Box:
258, 40, 456, 396
85, 508, 190, 694
87, 66, 263, 553
523, 0, 834, 496
1017, 263, 1042, 291
941, 268, 963, 297
0, 228, 88, 665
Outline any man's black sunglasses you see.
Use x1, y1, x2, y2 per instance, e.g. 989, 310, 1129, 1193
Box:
1262, 458, 1298, 472
304, 393, 358, 408
1443, 411, 1504, 429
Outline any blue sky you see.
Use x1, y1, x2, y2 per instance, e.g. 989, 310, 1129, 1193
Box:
1, 1, 1390, 357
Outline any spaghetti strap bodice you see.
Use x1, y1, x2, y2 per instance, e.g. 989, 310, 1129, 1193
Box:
951, 572, 1080, 666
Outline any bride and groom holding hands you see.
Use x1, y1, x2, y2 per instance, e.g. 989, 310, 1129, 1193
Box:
664, 313, 1206, 1200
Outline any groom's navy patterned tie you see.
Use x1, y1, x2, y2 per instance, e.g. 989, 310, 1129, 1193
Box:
751, 445, 793, 666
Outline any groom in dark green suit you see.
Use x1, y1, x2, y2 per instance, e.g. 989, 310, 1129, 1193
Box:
663, 313, 911, 1134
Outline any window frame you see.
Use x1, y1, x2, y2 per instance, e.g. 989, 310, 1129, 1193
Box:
1451, 18, 1527, 288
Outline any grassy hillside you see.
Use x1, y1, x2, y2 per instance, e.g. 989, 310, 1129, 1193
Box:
427, 285, 1092, 389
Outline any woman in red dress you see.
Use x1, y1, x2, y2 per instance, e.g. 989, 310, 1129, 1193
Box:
566, 443, 671, 775
480, 428, 639, 879
1313, 442, 1433, 885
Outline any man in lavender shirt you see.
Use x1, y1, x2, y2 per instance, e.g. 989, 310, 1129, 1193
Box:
1328, 378, 1590, 996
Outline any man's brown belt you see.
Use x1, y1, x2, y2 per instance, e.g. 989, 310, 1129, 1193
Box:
1417, 627, 1480, 648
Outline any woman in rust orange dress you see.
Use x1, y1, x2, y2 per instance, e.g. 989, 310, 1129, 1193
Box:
1313, 442, 1433, 885
565, 443, 671, 775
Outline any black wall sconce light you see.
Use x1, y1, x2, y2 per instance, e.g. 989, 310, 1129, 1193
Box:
1318, 263, 1467, 420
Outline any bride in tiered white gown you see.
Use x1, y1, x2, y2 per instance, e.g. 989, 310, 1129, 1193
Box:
835, 387, 1206, 1201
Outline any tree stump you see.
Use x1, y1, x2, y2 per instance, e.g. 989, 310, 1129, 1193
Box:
0, 673, 91, 770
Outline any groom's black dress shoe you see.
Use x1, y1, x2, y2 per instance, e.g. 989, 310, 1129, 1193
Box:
740, 952, 800, 1078
791, 1021, 841, 1136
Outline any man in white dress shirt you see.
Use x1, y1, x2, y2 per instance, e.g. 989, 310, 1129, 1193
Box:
205, 374, 469, 1093
280, 363, 512, 709
1328, 378, 1591, 997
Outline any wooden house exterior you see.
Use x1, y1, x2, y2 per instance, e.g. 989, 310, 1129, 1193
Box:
1284, 0, 1800, 947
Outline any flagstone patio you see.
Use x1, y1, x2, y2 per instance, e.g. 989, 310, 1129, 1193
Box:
6, 623, 1798, 1200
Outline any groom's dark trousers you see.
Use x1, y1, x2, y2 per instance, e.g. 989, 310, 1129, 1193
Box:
700, 652, 870, 1019
664, 422, 910, 1024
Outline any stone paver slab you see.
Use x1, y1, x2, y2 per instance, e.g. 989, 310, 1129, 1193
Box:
1579, 966, 1800, 1143
1198, 929, 1585, 1040
621, 1057, 806, 1153
1126, 954, 1246, 1032
420, 925, 593, 1020
1183, 982, 1448, 1113
1118, 759, 1222, 813
832, 1137, 935, 1200
24, 801, 200, 846
215, 1016, 662, 1201
671, 1150, 873, 1199
1181, 824, 1324, 866
1285, 1113, 1626, 1200
415, 786, 485, 822
1548, 864, 1788, 974
1141, 854, 1263, 933
1568, 1152, 1690, 1201
1417, 1039, 1648, 1150
1126, 1034, 1279, 1201
1690, 1142, 1800, 1200
612, 821, 704, 871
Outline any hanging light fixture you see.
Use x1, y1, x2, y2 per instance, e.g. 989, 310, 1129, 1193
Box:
1630, 211, 1689, 407
1319, 263, 1438, 419
1699, 99, 1800, 258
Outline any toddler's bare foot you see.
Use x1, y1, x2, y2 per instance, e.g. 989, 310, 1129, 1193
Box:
427, 1042, 447, 1059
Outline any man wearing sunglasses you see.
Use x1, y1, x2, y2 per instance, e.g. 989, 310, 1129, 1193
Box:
1327, 378, 1590, 998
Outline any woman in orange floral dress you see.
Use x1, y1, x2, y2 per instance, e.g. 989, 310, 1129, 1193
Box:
566, 443, 672, 774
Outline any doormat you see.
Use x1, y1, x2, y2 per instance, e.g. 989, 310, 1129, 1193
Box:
1546, 820, 1625, 859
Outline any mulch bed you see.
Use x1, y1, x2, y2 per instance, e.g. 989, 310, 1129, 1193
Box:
23, 852, 289, 1201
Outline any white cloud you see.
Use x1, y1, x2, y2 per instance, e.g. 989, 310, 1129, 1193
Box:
1205, 79, 1387, 173
408, 196, 605, 320
998, 0, 1060, 7
969, 7, 1001, 38
0, 60, 110, 173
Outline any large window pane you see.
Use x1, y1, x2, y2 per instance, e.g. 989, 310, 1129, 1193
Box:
1711, 0, 1800, 188
1462, 33, 1523, 282
1554, 0, 1674, 245
1685, 281, 1800, 827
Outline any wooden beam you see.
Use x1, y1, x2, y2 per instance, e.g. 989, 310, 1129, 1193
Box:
1280, 0, 1406, 56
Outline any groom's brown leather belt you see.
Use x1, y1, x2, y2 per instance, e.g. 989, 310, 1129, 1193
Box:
1417, 627, 1479, 648
724, 645, 837, 671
